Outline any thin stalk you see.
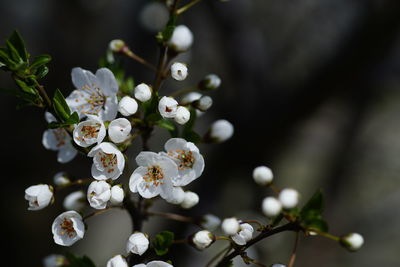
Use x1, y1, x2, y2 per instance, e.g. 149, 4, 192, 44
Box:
122, 47, 158, 72
83, 206, 122, 221
176, 0, 203, 15
147, 211, 196, 224
170, 85, 198, 98
288, 231, 300, 267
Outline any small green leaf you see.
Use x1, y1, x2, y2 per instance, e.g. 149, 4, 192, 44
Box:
5, 40, 22, 63
161, 14, 177, 42
35, 65, 49, 79
14, 78, 37, 95
153, 231, 175, 256
53, 89, 71, 122
30, 54, 51, 70
156, 119, 178, 137
303, 218, 329, 233
63, 253, 96, 267
8, 30, 28, 62
0, 48, 14, 67
300, 190, 324, 219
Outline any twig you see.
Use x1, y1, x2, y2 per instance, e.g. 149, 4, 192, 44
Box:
147, 211, 197, 224
122, 47, 158, 72
83, 206, 122, 221
176, 0, 203, 15
288, 231, 300, 267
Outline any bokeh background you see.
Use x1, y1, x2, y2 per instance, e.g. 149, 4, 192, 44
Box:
1, 0, 400, 266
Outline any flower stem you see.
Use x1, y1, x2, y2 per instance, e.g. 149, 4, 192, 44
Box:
122, 47, 158, 72
147, 211, 197, 224
83, 206, 122, 221
176, 0, 203, 15
288, 231, 300, 267
170, 86, 198, 98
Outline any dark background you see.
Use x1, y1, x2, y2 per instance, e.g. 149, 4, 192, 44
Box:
1, 0, 400, 266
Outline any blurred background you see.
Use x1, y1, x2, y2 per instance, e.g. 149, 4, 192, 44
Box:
1, 0, 400, 266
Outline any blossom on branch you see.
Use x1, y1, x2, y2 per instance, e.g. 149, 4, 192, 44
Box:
73, 115, 106, 147
52, 211, 85, 246
88, 142, 125, 180
25, 184, 53, 210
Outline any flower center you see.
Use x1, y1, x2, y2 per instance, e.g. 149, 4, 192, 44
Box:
170, 150, 195, 170
53, 129, 67, 148
60, 218, 76, 238
143, 165, 164, 187
81, 84, 107, 115
80, 124, 100, 140
99, 152, 117, 173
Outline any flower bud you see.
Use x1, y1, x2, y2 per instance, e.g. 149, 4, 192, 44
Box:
181, 92, 202, 105
192, 230, 214, 250
106, 255, 128, 267
110, 185, 125, 205
158, 96, 178, 118
63, 190, 86, 211
174, 106, 191, 125
221, 217, 240, 235
53, 172, 70, 186
87, 181, 111, 210
25, 184, 54, 211
126, 232, 149, 255
262, 197, 282, 217
168, 25, 193, 52
199, 74, 221, 90
181, 191, 199, 209
194, 96, 213, 111
253, 166, 273, 186
170, 62, 188, 81
108, 118, 132, 143
165, 187, 185, 205
109, 39, 125, 52
134, 83, 152, 102
43, 254, 66, 267
278, 188, 299, 209
201, 214, 221, 231
231, 223, 254, 245
208, 119, 234, 142
118, 96, 138, 116
340, 233, 364, 251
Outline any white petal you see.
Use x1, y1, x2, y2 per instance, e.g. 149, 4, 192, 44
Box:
57, 145, 77, 163
96, 68, 119, 95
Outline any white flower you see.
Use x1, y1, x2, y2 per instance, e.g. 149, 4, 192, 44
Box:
194, 96, 213, 111
73, 115, 106, 147
43, 254, 66, 267
63, 191, 86, 211
163, 138, 204, 186
231, 223, 253, 245
126, 232, 149, 255
109, 39, 125, 52
253, 166, 273, 186
110, 185, 125, 205
165, 186, 185, 205
221, 217, 240, 236
201, 214, 221, 231
66, 67, 119, 121
209, 119, 234, 142
168, 25, 193, 52
118, 96, 138, 116
158, 96, 178, 118
200, 74, 221, 90
180, 92, 202, 105
134, 83, 152, 102
106, 255, 128, 267
42, 112, 77, 163
53, 172, 70, 186
25, 184, 53, 211
181, 191, 199, 209
88, 142, 125, 180
262, 197, 282, 217
271, 264, 286, 267
108, 118, 132, 143
129, 152, 177, 199
52, 210, 85, 246
87, 180, 111, 209
341, 233, 364, 251
170, 62, 188, 81
193, 230, 214, 250
279, 188, 299, 209
174, 106, 190, 125
133, 261, 173, 267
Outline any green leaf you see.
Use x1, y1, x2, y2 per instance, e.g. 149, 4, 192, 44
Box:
63, 253, 96, 267
300, 190, 324, 219
29, 54, 51, 70
0, 48, 14, 67
8, 30, 28, 62
153, 231, 175, 256
5, 40, 22, 63
53, 89, 71, 122
156, 119, 178, 137
14, 78, 37, 95
35, 65, 49, 79
0, 87, 37, 101
182, 130, 201, 143
161, 14, 177, 42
